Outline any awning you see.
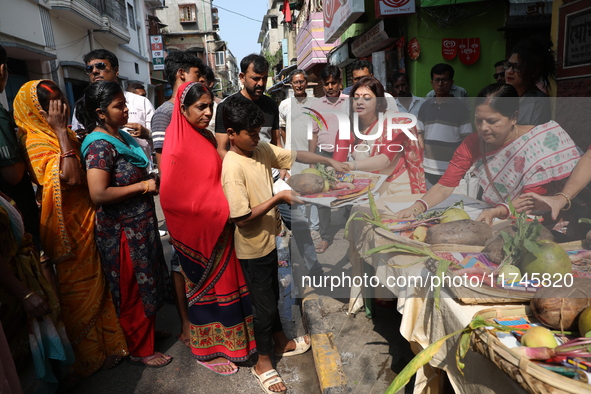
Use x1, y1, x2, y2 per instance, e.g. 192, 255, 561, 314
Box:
1, 41, 56, 61
276, 64, 297, 80
351, 21, 398, 58
267, 80, 285, 94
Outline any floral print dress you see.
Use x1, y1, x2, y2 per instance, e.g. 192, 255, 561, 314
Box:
85, 139, 169, 317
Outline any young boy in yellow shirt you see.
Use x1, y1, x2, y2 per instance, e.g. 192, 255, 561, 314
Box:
221, 95, 348, 393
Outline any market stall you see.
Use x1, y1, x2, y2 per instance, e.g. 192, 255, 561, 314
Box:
345, 194, 521, 393
345, 193, 591, 394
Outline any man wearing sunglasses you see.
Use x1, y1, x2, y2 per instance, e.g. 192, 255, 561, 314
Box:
71, 49, 155, 169
493, 60, 506, 84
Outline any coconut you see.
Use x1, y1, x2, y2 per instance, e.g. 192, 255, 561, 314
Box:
287, 173, 325, 195
440, 208, 470, 223
518, 240, 572, 277
521, 326, 558, 348
579, 306, 591, 336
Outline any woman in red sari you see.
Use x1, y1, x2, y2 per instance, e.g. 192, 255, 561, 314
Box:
159, 82, 256, 375
333, 76, 425, 195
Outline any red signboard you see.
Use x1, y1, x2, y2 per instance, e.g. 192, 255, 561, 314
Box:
408, 37, 420, 60
442, 38, 458, 60
458, 38, 480, 65
375, 0, 416, 18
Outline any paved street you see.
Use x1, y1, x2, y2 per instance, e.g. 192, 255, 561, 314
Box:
71, 197, 320, 394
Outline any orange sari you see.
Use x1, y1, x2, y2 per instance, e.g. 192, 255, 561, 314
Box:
14, 80, 128, 377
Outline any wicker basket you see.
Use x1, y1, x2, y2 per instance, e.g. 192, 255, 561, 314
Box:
424, 257, 533, 304
471, 306, 590, 394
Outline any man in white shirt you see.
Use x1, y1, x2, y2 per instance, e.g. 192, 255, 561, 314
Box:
391, 72, 425, 118
278, 68, 310, 175
71, 49, 155, 169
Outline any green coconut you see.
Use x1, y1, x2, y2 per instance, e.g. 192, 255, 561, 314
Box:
518, 240, 572, 277
579, 306, 591, 337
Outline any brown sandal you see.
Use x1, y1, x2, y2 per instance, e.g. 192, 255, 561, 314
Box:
315, 240, 329, 254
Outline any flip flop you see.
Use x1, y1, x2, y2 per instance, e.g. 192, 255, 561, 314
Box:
129, 352, 173, 368
196, 359, 238, 376
251, 366, 286, 394
274, 335, 311, 357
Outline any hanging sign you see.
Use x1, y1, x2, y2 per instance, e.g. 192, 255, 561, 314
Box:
408, 37, 420, 60
375, 0, 416, 18
150, 35, 165, 70
323, 0, 365, 44
442, 38, 458, 60
458, 38, 480, 65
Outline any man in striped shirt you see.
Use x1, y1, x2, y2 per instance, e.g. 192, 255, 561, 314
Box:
417, 63, 472, 188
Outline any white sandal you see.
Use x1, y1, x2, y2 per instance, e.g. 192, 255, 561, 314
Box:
274, 335, 311, 357
251, 366, 287, 394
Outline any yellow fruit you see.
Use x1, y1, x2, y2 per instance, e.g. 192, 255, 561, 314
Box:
440, 208, 470, 223
323, 180, 330, 192
302, 168, 322, 177
412, 225, 428, 242
497, 265, 521, 284
579, 306, 591, 336
521, 326, 558, 348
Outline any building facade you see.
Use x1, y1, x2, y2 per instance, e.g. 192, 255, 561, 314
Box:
0, 0, 161, 111
156, 0, 238, 97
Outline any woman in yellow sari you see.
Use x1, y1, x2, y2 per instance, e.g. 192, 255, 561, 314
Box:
14, 80, 128, 383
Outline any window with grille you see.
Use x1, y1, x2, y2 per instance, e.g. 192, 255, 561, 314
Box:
179, 4, 197, 23
128, 4, 135, 30
270, 16, 278, 29
215, 51, 225, 66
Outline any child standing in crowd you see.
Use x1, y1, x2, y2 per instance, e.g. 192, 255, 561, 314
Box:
76, 81, 172, 368
221, 95, 349, 394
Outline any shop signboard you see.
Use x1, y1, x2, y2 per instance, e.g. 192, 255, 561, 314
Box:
329, 40, 354, 67
150, 35, 165, 71
323, 0, 364, 44
375, 0, 416, 18
351, 20, 397, 58
557, 1, 591, 79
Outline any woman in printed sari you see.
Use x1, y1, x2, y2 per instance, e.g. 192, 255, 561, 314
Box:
0, 192, 74, 393
160, 82, 256, 375
14, 80, 128, 384
395, 84, 580, 225
333, 76, 426, 195
77, 81, 172, 368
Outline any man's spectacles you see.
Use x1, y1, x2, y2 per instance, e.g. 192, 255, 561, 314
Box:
493, 72, 505, 79
503, 61, 521, 73
431, 78, 451, 84
291, 80, 306, 85
85, 62, 108, 74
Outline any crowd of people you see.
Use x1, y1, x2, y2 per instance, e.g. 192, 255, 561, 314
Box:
1, 32, 590, 394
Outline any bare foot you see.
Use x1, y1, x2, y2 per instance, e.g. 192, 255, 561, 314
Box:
256, 358, 286, 392
101, 354, 122, 370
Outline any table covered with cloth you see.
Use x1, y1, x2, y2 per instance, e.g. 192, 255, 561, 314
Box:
346, 194, 525, 394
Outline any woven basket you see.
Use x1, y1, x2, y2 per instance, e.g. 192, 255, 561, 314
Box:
471, 306, 590, 394
424, 257, 533, 304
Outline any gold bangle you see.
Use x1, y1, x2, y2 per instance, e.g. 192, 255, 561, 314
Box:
555, 192, 572, 211
141, 181, 149, 194
22, 292, 36, 302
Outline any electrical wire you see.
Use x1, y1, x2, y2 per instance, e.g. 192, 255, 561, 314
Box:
207, 0, 263, 23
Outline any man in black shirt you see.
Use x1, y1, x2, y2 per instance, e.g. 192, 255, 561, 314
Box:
214, 54, 280, 160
